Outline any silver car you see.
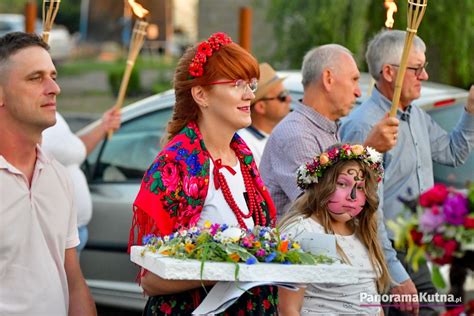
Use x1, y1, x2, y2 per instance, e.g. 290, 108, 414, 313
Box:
79, 72, 472, 310
0, 14, 73, 61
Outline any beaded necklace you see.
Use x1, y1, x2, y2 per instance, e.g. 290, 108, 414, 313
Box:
211, 156, 265, 230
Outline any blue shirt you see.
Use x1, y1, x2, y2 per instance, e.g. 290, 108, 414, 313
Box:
340, 88, 474, 239
261, 100, 411, 284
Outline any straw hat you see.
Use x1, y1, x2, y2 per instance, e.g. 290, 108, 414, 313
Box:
253, 63, 286, 104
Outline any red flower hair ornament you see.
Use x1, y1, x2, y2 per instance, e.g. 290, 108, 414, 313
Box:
188, 32, 233, 78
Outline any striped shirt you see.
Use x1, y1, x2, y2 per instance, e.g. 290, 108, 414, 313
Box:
260, 101, 339, 216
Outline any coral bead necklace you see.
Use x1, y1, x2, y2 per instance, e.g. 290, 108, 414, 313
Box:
211, 157, 265, 230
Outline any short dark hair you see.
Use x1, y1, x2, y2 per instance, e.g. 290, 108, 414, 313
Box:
0, 32, 49, 63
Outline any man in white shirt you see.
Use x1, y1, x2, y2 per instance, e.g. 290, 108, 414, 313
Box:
238, 63, 291, 166
0, 32, 96, 315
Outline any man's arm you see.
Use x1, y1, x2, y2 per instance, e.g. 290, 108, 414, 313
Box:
363, 115, 400, 153
428, 86, 474, 166
79, 106, 121, 154
65, 248, 97, 316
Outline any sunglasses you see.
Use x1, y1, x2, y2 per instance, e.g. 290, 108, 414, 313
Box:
260, 89, 290, 103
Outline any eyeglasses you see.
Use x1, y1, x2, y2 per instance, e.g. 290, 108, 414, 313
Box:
204, 78, 258, 93
260, 89, 290, 103
388, 62, 428, 77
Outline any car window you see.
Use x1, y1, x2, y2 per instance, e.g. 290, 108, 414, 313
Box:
0, 21, 13, 32
428, 103, 474, 188
88, 107, 173, 183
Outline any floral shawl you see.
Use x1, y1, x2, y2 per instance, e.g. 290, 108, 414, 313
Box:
129, 121, 276, 248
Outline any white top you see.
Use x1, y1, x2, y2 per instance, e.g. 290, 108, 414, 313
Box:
198, 159, 254, 229
42, 113, 92, 227
237, 128, 269, 167
0, 146, 79, 315
283, 216, 381, 315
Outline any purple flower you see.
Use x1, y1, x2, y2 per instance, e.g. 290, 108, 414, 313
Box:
419, 207, 445, 233
442, 193, 469, 226
142, 234, 155, 245
256, 249, 266, 257
210, 223, 220, 235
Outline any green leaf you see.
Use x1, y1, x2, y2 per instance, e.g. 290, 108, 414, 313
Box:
431, 265, 446, 289
244, 155, 253, 165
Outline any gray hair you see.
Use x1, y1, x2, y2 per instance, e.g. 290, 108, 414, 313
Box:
366, 30, 426, 81
301, 44, 353, 88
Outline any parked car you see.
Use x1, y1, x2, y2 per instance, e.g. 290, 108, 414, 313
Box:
0, 14, 73, 61
78, 72, 473, 310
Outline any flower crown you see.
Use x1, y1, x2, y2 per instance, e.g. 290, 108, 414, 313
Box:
188, 32, 233, 78
296, 144, 384, 190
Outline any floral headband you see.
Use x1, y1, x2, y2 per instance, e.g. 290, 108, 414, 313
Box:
296, 144, 384, 190
188, 32, 233, 78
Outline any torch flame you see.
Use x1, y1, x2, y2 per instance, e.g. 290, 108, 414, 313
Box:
384, 0, 398, 29
128, 0, 149, 19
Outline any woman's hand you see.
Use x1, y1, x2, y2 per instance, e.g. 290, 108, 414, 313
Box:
278, 286, 305, 316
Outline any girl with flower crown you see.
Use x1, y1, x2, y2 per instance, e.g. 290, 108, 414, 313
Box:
128, 32, 278, 315
279, 144, 391, 315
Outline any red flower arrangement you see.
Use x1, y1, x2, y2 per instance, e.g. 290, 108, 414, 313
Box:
188, 32, 233, 78
388, 183, 474, 289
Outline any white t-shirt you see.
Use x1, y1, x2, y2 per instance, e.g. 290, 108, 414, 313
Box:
42, 113, 92, 227
198, 159, 254, 229
0, 146, 79, 315
283, 216, 381, 315
237, 127, 269, 167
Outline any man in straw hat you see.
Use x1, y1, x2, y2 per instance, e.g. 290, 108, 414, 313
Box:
238, 63, 291, 166
261, 44, 420, 315
0, 32, 96, 315
341, 29, 474, 316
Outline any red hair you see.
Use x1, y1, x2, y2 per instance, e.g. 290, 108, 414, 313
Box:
167, 41, 259, 141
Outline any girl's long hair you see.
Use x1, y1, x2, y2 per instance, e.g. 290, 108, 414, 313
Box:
166, 41, 259, 142
279, 160, 391, 292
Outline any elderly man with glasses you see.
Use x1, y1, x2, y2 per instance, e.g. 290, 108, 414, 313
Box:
238, 63, 291, 166
341, 29, 474, 316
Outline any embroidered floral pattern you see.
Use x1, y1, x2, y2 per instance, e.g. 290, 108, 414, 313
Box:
144, 285, 278, 316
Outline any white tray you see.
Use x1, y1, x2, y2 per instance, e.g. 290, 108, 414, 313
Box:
130, 246, 359, 284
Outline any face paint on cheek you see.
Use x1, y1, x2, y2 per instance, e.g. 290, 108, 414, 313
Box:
328, 186, 366, 218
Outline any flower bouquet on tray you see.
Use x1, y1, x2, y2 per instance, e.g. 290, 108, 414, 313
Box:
387, 183, 474, 289
130, 222, 360, 284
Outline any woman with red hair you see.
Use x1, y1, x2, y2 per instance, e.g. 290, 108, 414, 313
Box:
129, 32, 278, 315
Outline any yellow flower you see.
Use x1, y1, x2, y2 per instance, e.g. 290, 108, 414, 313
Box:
229, 253, 240, 262
184, 243, 195, 254
292, 242, 301, 249
204, 221, 212, 228
351, 144, 364, 155
319, 153, 330, 165
253, 241, 261, 248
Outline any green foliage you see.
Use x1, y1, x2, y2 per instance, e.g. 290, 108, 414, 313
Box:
267, 0, 474, 87
267, 0, 371, 69
107, 61, 142, 97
